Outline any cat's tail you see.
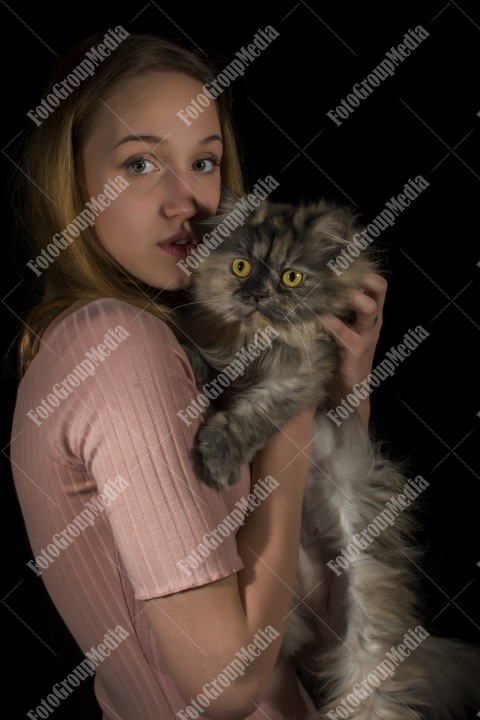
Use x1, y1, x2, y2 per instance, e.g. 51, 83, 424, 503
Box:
308, 632, 480, 719
409, 634, 480, 717
298, 417, 480, 718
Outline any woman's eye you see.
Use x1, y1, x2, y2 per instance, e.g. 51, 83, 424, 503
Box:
192, 158, 218, 173
281, 269, 303, 288
232, 258, 252, 278
126, 157, 157, 175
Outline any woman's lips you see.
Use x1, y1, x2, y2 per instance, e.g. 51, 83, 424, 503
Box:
158, 231, 199, 258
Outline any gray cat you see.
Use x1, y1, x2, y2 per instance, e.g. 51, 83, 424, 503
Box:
178, 189, 480, 718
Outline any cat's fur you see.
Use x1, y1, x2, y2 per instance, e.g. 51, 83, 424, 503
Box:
178, 188, 480, 718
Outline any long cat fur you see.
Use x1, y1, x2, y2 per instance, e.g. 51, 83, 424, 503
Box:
177, 188, 480, 718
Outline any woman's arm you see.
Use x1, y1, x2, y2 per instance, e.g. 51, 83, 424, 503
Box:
62, 300, 315, 719
321, 272, 388, 431
142, 409, 315, 719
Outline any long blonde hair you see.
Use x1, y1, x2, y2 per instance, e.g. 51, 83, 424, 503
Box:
11, 31, 245, 379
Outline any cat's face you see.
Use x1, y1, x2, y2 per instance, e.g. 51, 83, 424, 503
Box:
191, 192, 377, 334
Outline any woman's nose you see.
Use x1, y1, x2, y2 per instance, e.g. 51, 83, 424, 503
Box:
161, 170, 201, 219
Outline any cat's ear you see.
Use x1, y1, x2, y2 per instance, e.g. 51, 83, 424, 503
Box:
312, 208, 348, 240
217, 186, 269, 224
217, 187, 242, 214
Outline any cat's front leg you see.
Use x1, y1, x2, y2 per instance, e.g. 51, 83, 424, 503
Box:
196, 375, 326, 488
181, 345, 246, 486
196, 411, 245, 487
181, 344, 211, 389
197, 339, 337, 488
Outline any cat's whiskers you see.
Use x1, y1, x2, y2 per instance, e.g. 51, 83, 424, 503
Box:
284, 316, 313, 372
172, 298, 227, 311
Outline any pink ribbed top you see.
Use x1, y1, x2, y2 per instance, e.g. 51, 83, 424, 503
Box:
10, 298, 315, 719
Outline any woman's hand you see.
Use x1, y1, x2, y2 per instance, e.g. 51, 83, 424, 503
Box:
320, 272, 388, 431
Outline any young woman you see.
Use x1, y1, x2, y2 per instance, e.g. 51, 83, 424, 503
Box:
10, 31, 385, 719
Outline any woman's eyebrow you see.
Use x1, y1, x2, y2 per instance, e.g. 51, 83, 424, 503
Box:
114, 133, 223, 149
114, 134, 164, 149
200, 134, 223, 145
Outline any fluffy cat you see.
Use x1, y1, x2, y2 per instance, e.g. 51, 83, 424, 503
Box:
177, 188, 480, 718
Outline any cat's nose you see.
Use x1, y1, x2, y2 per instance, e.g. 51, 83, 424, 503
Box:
252, 290, 269, 303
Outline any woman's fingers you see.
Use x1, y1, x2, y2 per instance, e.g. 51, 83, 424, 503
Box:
349, 289, 379, 334
318, 273, 387, 431
319, 273, 387, 351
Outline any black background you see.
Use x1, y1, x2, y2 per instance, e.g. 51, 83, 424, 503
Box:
1, 1, 479, 717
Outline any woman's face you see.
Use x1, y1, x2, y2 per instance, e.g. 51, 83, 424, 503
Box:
81, 71, 223, 290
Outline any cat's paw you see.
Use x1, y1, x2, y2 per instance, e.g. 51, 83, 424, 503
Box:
196, 416, 242, 488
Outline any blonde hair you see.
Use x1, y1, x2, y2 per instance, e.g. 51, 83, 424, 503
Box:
11, 31, 245, 379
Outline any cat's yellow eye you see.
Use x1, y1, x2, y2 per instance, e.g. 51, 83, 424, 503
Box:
232, 258, 252, 278
281, 269, 303, 288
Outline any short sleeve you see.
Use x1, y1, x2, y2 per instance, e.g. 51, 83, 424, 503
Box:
60, 298, 245, 599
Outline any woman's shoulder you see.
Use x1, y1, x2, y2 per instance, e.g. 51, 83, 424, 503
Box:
23, 296, 188, 389
41, 297, 174, 344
